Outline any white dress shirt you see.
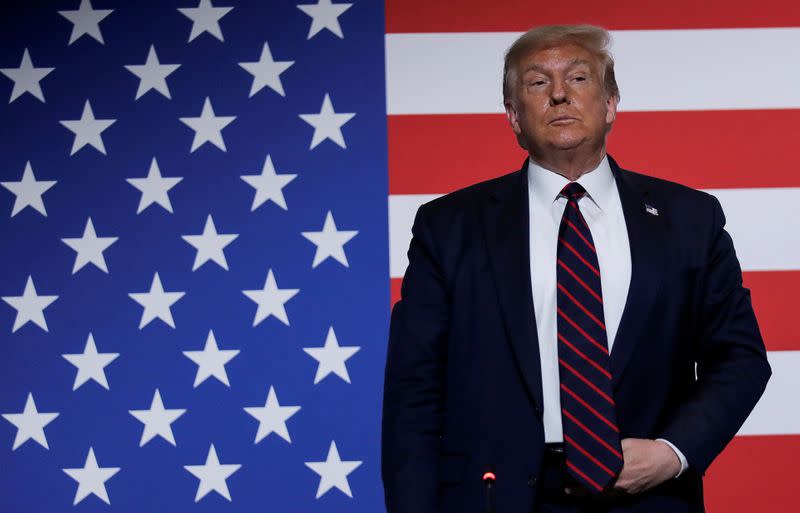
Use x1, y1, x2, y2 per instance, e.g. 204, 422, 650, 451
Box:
526, 155, 688, 476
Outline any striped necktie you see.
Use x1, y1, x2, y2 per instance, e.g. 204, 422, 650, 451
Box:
555, 182, 623, 492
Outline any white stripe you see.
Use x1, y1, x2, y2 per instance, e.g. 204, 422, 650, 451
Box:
386, 28, 800, 115
738, 350, 800, 436
389, 194, 440, 278
389, 188, 800, 278
706, 188, 800, 272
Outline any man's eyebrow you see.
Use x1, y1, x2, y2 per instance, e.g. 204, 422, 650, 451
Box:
566, 58, 592, 69
522, 63, 547, 74
522, 58, 593, 75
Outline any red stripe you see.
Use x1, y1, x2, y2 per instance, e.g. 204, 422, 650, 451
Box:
558, 283, 605, 330
564, 434, 617, 477
557, 308, 608, 355
391, 278, 402, 306
560, 384, 619, 433
705, 435, 800, 513
387, 111, 800, 194
565, 460, 603, 492
557, 260, 603, 303
559, 358, 614, 404
562, 408, 623, 459
386, 0, 800, 32
558, 333, 612, 380
390, 271, 800, 352
566, 219, 596, 252
559, 238, 600, 276
745, 271, 800, 351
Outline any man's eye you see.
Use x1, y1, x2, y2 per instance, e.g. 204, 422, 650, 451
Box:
531, 80, 545, 86
573, 76, 586, 82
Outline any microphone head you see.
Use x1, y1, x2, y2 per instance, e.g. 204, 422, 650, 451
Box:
482, 471, 496, 482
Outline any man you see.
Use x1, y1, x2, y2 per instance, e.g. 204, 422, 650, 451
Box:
381, 24, 771, 513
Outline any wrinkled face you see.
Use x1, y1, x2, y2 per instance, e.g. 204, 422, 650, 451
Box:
505, 43, 617, 155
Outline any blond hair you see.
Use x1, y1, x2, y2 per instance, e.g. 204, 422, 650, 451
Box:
502, 24, 619, 103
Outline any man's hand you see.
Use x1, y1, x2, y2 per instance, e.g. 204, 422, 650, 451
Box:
611, 438, 681, 494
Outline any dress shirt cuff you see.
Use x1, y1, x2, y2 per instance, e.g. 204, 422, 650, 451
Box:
656, 438, 689, 478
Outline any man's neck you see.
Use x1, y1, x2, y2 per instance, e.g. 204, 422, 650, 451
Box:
529, 147, 607, 181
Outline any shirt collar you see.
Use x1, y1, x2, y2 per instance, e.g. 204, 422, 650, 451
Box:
527, 154, 614, 211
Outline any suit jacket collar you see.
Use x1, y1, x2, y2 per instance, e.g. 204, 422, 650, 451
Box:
481, 156, 667, 412
482, 160, 544, 412
606, 155, 667, 388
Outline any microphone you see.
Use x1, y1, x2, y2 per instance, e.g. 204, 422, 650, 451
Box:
482, 466, 496, 513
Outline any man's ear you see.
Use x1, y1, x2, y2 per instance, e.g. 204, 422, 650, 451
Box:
505, 100, 522, 135
605, 94, 619, 125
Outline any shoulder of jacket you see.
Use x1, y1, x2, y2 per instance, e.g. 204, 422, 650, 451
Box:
621, 167, 718, 208
419, 168, 521, 216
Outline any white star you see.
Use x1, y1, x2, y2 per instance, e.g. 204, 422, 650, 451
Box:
182, 214, 238, 271
305, 441, 362, 498
127, 157, 183, 214
304, 326, 360, 384
243, 386, 301, 444
297, 0, 353, 39
240, 154, 296, 211
183, 330, 239, 387
184, 444, 241, 502
124, 45, 181, 100
180, 97, 236, 152
242, 269, 299, 327
129, 389, 186, 447
63, 447, 120, 505
61, 217, 118, 274
238, 41, 294, 97
62, 333, 119, 391
58, 0, 114, 45
299, 93, 355, 149
128, 272, 185, 329
1, 161, 56, 217
178, 0, 232, 42
2, 393, 59, 450
60, 99, 116, 156
2, 276, 58, 333
0, 48, 54, 103
301, 210, 358, 268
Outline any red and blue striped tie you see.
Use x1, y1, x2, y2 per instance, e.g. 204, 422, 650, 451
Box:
556, 182, 623, 492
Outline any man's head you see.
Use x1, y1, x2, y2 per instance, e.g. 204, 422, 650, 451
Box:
503, 25, 619, 159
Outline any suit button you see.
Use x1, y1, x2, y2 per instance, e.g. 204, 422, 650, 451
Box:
527, 476, 537, 487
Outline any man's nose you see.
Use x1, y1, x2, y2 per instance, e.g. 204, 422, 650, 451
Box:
549, 79, 569, 105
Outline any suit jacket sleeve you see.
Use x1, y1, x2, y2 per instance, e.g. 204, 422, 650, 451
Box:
382, 203, 449, 513
657, 194, 772, 474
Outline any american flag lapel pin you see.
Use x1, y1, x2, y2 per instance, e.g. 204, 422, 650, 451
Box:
645, 204, 659, 216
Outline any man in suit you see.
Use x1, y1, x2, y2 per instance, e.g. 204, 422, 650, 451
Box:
381, 24, 771, 513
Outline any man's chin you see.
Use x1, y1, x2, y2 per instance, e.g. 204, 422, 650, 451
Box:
535, 130, 587, 151
549, 138, 585, 152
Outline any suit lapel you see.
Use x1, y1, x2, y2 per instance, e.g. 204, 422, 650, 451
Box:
608, 157, 668, 389
481, 161, 544, 413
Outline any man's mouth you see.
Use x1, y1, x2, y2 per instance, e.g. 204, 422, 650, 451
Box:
549, 116, 578, 125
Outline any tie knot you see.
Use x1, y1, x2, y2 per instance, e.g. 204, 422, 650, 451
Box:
560, 182, 586, 202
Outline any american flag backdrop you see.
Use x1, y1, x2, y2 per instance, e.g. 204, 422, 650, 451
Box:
1, 0, 387, 512
0, 1, 798, 513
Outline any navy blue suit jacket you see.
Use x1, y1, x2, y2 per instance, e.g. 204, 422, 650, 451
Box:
381, 157, 771, 513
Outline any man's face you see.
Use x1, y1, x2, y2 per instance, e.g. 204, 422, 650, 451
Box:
505, 43, 617, 155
